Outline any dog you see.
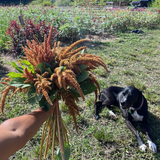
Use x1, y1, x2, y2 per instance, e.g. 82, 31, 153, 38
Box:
94, 86, 157, 153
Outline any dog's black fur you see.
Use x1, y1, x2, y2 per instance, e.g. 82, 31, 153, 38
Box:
94, 86, 157, 152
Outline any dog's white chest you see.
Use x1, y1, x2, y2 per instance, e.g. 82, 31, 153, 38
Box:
131, 110, 143, 122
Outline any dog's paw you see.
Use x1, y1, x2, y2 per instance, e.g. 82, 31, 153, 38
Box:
148, 140, 157, 153
108, 111, 117, 119
139, 144, 147, 151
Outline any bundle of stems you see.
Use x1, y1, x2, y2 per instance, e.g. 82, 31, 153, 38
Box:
39, 99, 68, 159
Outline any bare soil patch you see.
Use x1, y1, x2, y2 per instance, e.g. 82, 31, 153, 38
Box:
0, 54, 17, 79
84, 33, 120, 42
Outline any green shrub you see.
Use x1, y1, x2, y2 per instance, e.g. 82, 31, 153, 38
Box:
42, 0, 53, 6
55, 0, 73, 6
6, 19, 58, 55
31, 0, 53, 5
150, 0, 160, 9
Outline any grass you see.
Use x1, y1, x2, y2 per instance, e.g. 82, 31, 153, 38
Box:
1, 28, 160, 159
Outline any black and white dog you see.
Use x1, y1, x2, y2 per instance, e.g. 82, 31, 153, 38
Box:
94, 86, 157, 153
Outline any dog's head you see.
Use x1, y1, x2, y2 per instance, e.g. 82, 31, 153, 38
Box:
117, 86, 142, 109
94, 101, 103, 120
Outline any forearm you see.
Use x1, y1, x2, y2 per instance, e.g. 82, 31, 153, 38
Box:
11, 108, 51, 144
0, 107, 52, 159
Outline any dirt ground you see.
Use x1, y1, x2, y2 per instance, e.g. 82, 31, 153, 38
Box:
84, 33, 119, 42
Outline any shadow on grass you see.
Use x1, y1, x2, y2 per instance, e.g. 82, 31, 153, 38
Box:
80, 41, 110, 50
148, 111, 160, 156
0, 64, 10, 79
58, 37, 112, 53
77, 118, 90, 131
133, 111, 160, 156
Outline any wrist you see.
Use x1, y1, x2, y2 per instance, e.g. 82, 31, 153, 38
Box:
32, 107, 50, 117
36, 107, 53, 116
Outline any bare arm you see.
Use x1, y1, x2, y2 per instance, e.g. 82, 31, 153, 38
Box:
0, 106, 54, 160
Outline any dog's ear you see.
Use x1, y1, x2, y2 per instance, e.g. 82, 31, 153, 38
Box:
95, 101, 102, 106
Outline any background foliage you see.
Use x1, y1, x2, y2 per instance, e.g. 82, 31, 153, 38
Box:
0, 0, 134, 6
0, 4, 160, 54
0, 0, 31, 5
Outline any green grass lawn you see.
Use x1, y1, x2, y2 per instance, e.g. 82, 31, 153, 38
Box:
1, 28, 160, 159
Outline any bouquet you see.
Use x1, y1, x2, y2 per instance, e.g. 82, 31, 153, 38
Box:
0, 26, 107, 159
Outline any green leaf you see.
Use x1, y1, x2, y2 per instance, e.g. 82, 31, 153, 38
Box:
9, 78, 26, 85
27, 85, 42, 104
27, 84, 36, 98
76, 70, 89, 83
57, 143, 70, 160
36, 63, 54, 75
42, 62, 53, 71
36, 63, 46, 73
7, 72, 23, 79
48, 86, 56, 95
78, 64, 88, 70
19, 63, 25, 70
28, 95, 41, 104
39, 96, 50, 111
19, 59, 35, 73
59, 66, 66, 71
9, 78, 31, 88
19, 84, 31, 88
39, 95, 56, 111
45, 67, 53, 75
80, 80, 97, 95
70, 79, 97, 97
12, 62, 24, 73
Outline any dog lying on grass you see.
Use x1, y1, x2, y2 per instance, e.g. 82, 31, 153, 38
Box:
94, 86, 157, 153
